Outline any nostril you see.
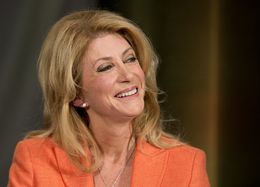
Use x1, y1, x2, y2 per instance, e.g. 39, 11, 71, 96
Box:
120, 73, 133, 83
117, 68, 133, 82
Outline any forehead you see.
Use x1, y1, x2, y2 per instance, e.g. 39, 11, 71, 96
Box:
84, 33, 133, 61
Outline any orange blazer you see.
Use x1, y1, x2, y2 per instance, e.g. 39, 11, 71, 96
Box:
8, 138, 210, 187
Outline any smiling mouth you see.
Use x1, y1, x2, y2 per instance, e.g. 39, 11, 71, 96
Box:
115, 87, 138, 98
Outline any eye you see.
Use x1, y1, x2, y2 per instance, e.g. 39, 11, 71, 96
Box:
96, 64, 114, 72
124, 56, 137, 63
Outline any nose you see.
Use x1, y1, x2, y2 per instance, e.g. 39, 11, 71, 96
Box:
116, 63, 133, 83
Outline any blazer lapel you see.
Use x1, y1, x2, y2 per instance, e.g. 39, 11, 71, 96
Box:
53, 139, 169, 187
131, 139, 169, 187
54, 146, 94, 187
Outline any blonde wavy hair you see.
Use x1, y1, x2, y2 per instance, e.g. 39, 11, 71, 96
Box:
28, 10, 180, 171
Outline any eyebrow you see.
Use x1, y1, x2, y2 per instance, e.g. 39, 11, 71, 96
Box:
94, 47, 134, 64
122, 47, 134, 56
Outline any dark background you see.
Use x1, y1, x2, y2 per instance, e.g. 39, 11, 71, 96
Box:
0, 1, 259, 186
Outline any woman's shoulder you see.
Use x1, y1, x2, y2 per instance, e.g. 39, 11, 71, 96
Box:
17, 137, 55, 146
163, 144, 207, 173
139, 138, 206, 159
163, 144, 210, 185
168, 144, 206, 157
14, 137, 58, 155
159, 136, 206, 158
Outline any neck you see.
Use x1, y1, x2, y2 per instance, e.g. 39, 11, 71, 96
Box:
89, 115, 135, 162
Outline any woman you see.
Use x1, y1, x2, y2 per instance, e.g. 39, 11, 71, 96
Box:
8, 10, 210, 187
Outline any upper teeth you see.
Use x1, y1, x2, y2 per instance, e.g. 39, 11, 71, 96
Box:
116, 88, 138, 98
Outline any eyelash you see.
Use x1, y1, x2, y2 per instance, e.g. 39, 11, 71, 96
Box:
97, 64, 114, 72
96, 56, 138, 72
124, 56, 137, 63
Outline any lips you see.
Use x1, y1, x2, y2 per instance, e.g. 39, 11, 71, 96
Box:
115, 87, 138, 98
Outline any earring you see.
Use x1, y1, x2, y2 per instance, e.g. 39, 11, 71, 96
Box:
82, 103, 87, 108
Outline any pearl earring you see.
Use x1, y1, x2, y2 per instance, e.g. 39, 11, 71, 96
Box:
82, 103, 87, 108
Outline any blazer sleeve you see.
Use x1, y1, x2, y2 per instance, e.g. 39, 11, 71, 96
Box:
189, 149, 211, 187
8, 141, 33, 187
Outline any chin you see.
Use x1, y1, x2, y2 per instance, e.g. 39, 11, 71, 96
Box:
123, 105, 144, 118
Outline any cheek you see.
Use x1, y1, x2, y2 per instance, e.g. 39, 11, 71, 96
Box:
84, 76, 115, 97
136, 67, 145, 84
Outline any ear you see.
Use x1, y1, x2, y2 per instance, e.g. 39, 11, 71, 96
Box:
72, 97, 87, 108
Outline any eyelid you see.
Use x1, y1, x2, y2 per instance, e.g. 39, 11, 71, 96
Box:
95, 51, 138, 72
124, 55, 137, 63
96, 63, 114, 72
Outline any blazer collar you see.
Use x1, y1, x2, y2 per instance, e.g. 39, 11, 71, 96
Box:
130, 139, 169, 186
54, 138, 168, 187
54, 145, 94, 187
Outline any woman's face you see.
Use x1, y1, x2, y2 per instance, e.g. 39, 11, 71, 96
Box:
80, 33, 145, 122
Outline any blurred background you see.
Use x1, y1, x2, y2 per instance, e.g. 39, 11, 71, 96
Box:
0, 0, 259, 186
